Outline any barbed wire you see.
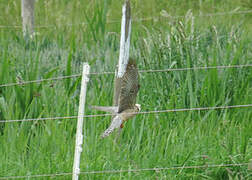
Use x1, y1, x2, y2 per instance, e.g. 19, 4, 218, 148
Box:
0, 162, 249, 179
1, 10, 252, 29
0, 172, 72, 180
0, 115, 78, 123
0, 74, 81, 88
79, 163, 250, 174
160, 9, 252, 19
0, 64, 251, 88
137, 64, 252, 73
0, 104, 251, 123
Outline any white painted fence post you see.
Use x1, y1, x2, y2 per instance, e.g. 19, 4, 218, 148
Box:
117, 0, 132, 78
72, 63, 90, 180
113, 0, 132, 105
21, 0, 35, 36
113, 0, 131, 140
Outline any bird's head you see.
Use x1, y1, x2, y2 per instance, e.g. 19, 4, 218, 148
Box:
135, 104, 141, 111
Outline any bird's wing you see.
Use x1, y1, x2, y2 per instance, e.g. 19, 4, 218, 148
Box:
101, 115, 123, 138
90, 106, 118, 113
118, 58, 140, 113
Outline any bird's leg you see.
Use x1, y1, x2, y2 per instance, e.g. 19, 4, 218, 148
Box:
120, 123, 124, 128
118, 122, 124, 137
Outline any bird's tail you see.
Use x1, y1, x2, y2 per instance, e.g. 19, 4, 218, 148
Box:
100, 115, 123, 138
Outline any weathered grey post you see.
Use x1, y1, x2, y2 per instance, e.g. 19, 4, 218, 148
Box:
72, 63, 90, 180
21, 0, 35, 36
113, 0, 131, 138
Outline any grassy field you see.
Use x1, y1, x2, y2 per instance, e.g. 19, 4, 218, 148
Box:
0, 0, 252, 179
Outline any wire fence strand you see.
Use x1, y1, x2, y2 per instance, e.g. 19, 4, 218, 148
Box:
0, 74, 81, 88
0, 64, 251, 88
0, 172, 72, 180
0, 116, 78, 123
1, 104, 251, 123
1, 10, 252, 29
160, 9, 252, 19
0, 162, 249, 179
79, 163, 249, 174
138, 64, 252, 73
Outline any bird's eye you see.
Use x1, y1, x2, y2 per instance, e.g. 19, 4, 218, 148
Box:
130, 89, 136, 94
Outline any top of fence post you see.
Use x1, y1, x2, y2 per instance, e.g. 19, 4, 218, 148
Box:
113, 0, 131, 106
117, 0, 131, 78
21, 0, 35, 37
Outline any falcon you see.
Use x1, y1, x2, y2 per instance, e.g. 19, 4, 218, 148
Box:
91, 58, 140, 138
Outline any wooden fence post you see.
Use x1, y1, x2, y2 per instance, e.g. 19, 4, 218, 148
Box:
21, 0, 35, 36
72, 63, 90, 180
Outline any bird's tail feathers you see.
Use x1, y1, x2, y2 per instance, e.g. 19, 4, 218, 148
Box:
100, 115, 123, 138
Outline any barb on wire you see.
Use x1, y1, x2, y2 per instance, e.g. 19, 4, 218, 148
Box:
1, 104, 251, 123
1, 64, 252, 88
1, 10, 252, 29
0, 162, 248, 179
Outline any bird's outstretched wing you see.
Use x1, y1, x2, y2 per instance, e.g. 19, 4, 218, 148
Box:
90, 106, 118, 114
118, 58, 140, 113
101, 115, 123, 138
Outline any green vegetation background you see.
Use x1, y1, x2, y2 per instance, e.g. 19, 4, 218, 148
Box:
0, 0, 252, 179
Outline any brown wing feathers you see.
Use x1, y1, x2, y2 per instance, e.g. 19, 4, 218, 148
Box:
118, 58, 140, 113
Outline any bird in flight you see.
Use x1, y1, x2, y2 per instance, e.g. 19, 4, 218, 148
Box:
91, 58, 140, 138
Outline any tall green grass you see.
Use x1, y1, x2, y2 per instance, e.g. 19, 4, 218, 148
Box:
0, 0, 252, 179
